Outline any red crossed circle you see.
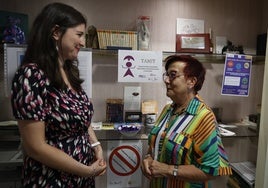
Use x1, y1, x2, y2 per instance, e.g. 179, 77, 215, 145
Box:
109, 145, 140, 176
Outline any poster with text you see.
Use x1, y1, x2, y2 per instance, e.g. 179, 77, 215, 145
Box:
221, 53, 252, 97
118, 50, 162, 82
107, 140, 142, 188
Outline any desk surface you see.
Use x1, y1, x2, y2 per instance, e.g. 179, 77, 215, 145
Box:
94, 125, 258, 140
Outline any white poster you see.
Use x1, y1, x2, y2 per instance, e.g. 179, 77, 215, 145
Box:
176, 18, 204, 34
118, 50, 162, 83
107, 140, 143, 188
77, 49, 92, 98
3, 44, 26, 97
3, 45, 92, 98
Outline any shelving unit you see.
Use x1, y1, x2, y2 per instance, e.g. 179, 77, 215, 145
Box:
92, 49, 265, 64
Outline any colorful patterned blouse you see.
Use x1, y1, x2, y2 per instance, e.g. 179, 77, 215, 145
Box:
11, 64, 95, 187
148, 95, 232, 188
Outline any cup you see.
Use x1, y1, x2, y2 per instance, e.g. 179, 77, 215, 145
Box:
145, 113, 156, 126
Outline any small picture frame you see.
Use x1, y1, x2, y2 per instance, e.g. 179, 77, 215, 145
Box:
125, 111, 142, 123
106, 99, 124, 123
176, 33, 210, 53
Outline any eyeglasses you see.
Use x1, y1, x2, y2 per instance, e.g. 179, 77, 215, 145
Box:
162, 71, 184, 81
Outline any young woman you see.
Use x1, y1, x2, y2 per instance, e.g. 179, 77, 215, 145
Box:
11, 3, 106, 187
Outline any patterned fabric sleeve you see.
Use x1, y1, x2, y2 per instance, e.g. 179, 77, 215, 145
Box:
11, 64, 49, 121
193, 108, 232, 176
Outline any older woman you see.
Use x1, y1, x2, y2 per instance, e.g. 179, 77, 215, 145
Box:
141, 55, 232, 188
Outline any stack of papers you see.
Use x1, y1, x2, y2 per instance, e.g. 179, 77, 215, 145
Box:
230, 161, 256, 186
218, 127, 236, 136
218, 123, 237, 128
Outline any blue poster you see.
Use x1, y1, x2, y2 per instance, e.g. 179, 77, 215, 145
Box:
221, 53, 252, 97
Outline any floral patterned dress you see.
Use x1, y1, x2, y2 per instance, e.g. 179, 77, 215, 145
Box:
11, 63, 95, 187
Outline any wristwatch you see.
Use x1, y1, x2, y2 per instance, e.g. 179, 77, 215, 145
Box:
173, 165, 178, 177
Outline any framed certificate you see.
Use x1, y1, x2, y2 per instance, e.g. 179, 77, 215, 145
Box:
176, 33, 210, 53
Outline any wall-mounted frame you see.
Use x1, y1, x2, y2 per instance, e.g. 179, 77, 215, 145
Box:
176, 33, 210, 53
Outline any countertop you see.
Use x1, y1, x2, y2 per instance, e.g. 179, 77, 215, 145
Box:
95, 124, 258, 140
0, 123, 258, 166
218, 124, 258, 138
95, 126, 150, 140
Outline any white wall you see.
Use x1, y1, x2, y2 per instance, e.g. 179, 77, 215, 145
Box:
0, 0, 266, 122
90, 53, 264, 122
255, 30, 268, 188
1, 0, 267, 53
1, 1, 267, 187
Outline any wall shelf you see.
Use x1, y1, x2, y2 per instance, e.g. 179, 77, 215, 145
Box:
92, 49, 265, 64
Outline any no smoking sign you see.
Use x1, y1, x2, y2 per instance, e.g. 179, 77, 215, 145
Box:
109, 145, 141, 176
